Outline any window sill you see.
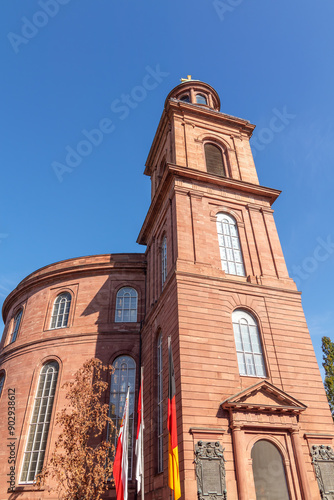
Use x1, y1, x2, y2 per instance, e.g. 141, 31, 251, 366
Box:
114, 321, 139, 324
12, 485, 45, 492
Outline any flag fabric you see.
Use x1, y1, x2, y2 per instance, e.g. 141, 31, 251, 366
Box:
135, 374, 143, 493
113, 386, 130, 500
167, 337, 181, 500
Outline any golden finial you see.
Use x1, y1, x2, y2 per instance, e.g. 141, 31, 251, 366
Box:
180, 75, 192, 82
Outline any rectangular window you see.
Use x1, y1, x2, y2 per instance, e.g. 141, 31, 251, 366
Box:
161, 237, 167, 289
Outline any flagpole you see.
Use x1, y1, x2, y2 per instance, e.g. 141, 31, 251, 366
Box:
168, 336, 172, 500
167, 336, 174, 500
140, 366, 144, 500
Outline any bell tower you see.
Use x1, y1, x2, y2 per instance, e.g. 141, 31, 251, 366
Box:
138, 79, 334, 500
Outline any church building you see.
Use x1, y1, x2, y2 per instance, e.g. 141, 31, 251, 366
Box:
1, 78, 333, 499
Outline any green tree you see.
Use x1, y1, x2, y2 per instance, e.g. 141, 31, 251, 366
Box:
322, 336, 334, 420
36, 358, 114, 500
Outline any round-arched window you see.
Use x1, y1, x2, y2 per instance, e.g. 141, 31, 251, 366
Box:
115, 287, 138, 322
216, 213, 244, 276
232, 309, 266, 377
50, 292, 71, 329
109, 355, 136, 477
204, 143, 226, 177
0, 372, 5, 398
196, 93, 207, 105
10, 309, 23, 343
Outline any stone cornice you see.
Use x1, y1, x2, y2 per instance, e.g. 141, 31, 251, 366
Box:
221, 380, 307, 415
167, 99, 255, 135
138, 163, 281, 244
0, 330, 141, 364
170, 165, 280, 203
2, 253, 146, 322
189, 427, 226, 435
145, 100, 256, 175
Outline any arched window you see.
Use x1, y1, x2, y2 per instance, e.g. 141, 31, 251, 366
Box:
20, 361, 59, 483
196, 93, 207, 105
179, 94, 190, 103
109, 356, 136, 478
232, 310, 266, 377
216, 213, 245, 276
10, 309, 23, 343
204, 143, 226, 177
161, 236, 167, 289
157, 332, 163, 472
115, 287, 138, 323
251, 440, 290, 499
50, 292, 71, 329
0, 372, 5, 398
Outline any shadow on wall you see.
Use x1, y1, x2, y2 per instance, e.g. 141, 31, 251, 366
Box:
79, 254, 146, 366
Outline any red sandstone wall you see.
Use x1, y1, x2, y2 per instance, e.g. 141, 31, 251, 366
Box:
138, 85, 334, 499
0, 254, 145, 499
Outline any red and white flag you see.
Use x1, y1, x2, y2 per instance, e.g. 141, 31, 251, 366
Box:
113, 387, 130, 500
135, 373, 144, 493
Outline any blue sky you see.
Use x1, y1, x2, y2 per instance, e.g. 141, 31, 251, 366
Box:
1, 0, 334, 375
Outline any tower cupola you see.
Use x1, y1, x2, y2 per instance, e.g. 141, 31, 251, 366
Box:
165, 76, 220, 111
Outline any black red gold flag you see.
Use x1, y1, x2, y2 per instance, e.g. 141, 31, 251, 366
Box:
167, 336, 181, 499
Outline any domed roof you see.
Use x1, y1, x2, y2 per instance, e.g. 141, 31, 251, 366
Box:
164, 77, 221, 111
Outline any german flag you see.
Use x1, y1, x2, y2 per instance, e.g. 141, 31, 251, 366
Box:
167, 336, 181, 499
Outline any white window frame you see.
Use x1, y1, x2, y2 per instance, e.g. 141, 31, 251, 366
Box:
232, 310, 266, 377
115, 287, 138, 323
109, 356, 136, 479
216, 213, 245, 276
50, 292, 71, 329
20, 361, 59, 484
161, 236, 167, 289
157, 332, 163, 473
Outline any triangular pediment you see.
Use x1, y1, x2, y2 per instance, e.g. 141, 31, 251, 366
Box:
221, 381, 307, 414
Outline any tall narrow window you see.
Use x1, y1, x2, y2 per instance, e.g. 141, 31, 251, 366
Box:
10, 309, 23, 343
50, 292, 71, 329
115, 287, 138, 322
20, 361, 59, 483
179, 94, 190, 103
161, 236, 167, 289
204, 143, 226, 177
157, 332, 163, 472
109, 356, 136, 478
251, 440, 290, 500
216, 213, 245, 276
0, 372, 5, 398
196, 93, 207, 105
232, 310, 266, 377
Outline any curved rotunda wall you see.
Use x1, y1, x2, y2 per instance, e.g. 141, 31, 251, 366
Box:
0, 253, 145, 497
